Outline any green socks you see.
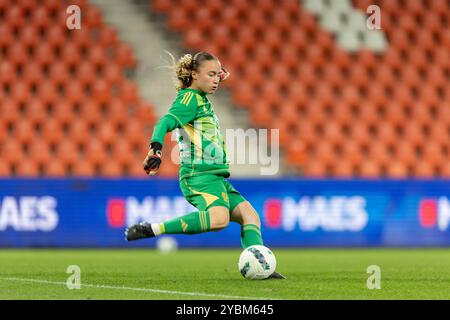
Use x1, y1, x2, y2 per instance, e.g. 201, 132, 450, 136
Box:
153, 211, 263, 248
161, 210, 211, 234
240, 224, 263, 248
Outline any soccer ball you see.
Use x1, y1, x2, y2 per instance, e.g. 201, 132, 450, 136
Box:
156, 236, 178, 254
238, 245, 276, 280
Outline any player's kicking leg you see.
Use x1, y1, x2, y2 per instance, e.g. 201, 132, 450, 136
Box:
125, 206, 229, 241
230, 201, 286, 280
124, 222, 155, 240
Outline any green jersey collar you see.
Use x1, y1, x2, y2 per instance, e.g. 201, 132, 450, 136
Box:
181, 88, 207, 96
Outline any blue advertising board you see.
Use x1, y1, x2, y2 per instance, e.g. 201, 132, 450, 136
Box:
1, 178, 450, 247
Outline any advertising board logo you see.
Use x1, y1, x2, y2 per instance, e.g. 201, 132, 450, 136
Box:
264, 196, 368, 232
0, 196, 59, 232
418, 198, 450, 230
106, 196, 196, 228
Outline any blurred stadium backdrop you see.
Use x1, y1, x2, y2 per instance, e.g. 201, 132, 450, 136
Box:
1, 0, 450, 248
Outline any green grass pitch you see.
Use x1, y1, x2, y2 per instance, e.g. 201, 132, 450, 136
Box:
0, 248, 449, 300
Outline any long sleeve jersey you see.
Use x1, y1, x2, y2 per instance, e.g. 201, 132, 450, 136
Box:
151, 88, 230, 180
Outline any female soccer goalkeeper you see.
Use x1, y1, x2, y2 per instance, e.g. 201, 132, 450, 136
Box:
125, 52, 284, 279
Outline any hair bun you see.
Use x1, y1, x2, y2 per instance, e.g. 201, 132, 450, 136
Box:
179, 54, 193, 69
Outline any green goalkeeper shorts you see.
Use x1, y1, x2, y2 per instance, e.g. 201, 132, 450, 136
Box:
179, 174, 247, 213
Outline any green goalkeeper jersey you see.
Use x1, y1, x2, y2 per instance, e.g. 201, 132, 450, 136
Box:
151, 88, 230, 180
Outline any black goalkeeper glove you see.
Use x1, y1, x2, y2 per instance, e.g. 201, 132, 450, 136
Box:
143, 142, 162, 176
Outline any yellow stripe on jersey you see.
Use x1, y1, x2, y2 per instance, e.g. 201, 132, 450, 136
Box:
180, 92, 188, 105
185, 92, 194, 105
180, 92, 193, 106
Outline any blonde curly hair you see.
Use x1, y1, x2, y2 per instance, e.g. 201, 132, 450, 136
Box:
165, 51, 218, 91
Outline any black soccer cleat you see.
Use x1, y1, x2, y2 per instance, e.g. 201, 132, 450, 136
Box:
268, 271, 286, 279
125, 222, 155, 241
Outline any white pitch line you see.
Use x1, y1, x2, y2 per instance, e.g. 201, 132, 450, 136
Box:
0, 277, 280, 300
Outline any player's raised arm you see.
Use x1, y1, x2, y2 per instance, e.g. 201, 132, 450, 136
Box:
143, 54, 200, 176
143, 91, 198, 175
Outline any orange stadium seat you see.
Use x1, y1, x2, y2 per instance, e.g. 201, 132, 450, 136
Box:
395, 143, 417, 167
64, 82, 85, 105
167, 7, 189, 32
45, 159, 66, 177
184, 27, 206, 50
68, 120, 89, 144
420, 85, 440, 107
32, 8, 53, 30
0, 159, 10, 176
97, 123, 116, 145
22, 62, 44, 85
312, 142, 336, 166
17, 161, 40, 177
387, 161, 408, 178
73, 162, 95, 177
247, 10, 267, 31
92, 79, 112, 104
304, 161, 327, 177
71, 29, 92, 49
334, 161, 354, 177
48, 62, 70, 86
350, 123, 371, 145
98, 25, 119, 47
103, 64, 124, 86
272, 10, 295, 33
0, 121, 7, 144
440, 162, 450, 178
384, 104, 406, 126
61, 42, 82, 66
415, 162, 436, 178
101, 161, 122, 177
76, 62, 96, 85
286, 140, 306, 165
46, 26, 67, 50
429, 123, 449, 145
151, 0, 171, 12
85, 139, 106, 164
410, 103, 434, 126
402, 121, 426, 146
426, 65, 447, 87
407, 49, 429, 70
8, 43, 28, 67
125, 119, 145, 145
30, 140, 52, 164
89, 45, 108, 68
360, 160, 381, 178
52, 100, 75, 125
84, 6, 103, 29
6, 6, 25, 29
368, 142, 391, 165
34, 43, 55, 66
120, 80, 140, 104
422, 142, 444, 164
13, 120, 36, 144
37, 82, 58, 104
57, 141, 79, 166
0, 25, 13, 50
114, 42, 137, 68
287, 28, 307, 51
40, 118, 63, 145
113, 140, 133, 165
2, 0, 449, 178
19, 25, 39, 48
1, 141, 24, 164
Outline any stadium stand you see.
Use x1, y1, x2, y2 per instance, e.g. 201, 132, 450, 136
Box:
150, 0, 450, 177
0, 0, 179, 177
0, 0, 449, 177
